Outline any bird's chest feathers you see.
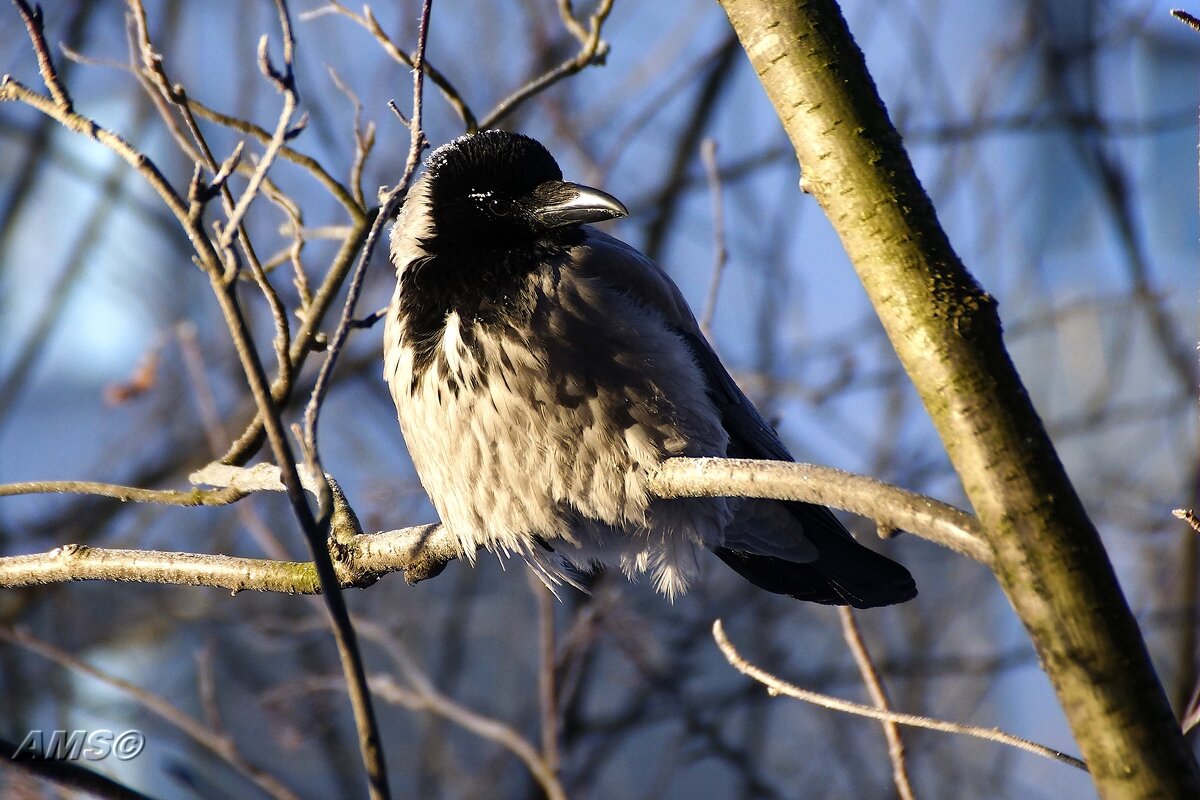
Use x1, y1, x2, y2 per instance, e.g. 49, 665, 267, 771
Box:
392, 247, 548, 387
388, 309, 493, 410
422, 310, 485, 395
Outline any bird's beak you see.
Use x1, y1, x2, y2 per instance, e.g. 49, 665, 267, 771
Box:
529, 181, 628, 229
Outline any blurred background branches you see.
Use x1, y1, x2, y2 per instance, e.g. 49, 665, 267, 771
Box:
0, 0, 1197, 798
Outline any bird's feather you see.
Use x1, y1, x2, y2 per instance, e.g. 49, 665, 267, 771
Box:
384, 131, 915, 607
569, 229, 916, 607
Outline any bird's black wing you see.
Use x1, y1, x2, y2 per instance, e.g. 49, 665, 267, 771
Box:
570, 229, 916, 607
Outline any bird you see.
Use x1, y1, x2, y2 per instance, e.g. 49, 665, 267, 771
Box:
384, 130, 916, 608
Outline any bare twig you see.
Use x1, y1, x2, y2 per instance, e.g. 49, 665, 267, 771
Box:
186, 95, 361, 214
354, 619, 569, 800
0, 626, 302, 800
12, 0, 73, 110
300, 0, 432, 486
1174, 508, 1200, 535
477, 0, 614, 130
326, 65, 375, 208
219, 24, 298, 253
0, 479, 245, 506
218, 216, 372, 465
1172, 9, 1200, 32
59, 40, 134, 74
838, 608, 916, 800
2, 456, 980, 593
124, 2, 391, 794
0, 76, 192, 227
699, 137, 727, 337
712, 620, 1088, 772
309, 1, 476, 131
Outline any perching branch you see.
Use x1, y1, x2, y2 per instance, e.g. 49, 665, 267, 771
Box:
0, 456, 983, 593
647, 458, 989, 563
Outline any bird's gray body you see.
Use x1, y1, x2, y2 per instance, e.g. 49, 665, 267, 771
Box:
386, 177, 751, 596
384, 131, 914, 606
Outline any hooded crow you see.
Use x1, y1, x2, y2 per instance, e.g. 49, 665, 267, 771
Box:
385, 130, 916, 607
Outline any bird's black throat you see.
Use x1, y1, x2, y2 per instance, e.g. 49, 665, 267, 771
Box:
397, 228, 584, 388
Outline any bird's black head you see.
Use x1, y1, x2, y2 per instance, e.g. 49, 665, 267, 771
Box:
394, 131, 627, 380
420, 130, 627, 255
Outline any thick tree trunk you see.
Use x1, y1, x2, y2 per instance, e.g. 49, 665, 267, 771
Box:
716, 1, 1200, 797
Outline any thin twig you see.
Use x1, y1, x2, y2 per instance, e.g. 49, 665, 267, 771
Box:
219, 25, 298, 253
0, 626, 302, 800
699, 137, 727, 337
300, 0, 432, 480
535, 579, 561, 776
186, 95, 361, 214
838, 608, 916, 800
477, 0, 614, 130
354, 619, 569, 800
326, 64, 375, 208
712, 620, 1088, 772
218, 215, 373, 465
264, 183, 313, 304
310, 1, 476, 131
0, 76, 192, 227
0, 479, 245, 506
124, 2, 392, 795
59, 40, 135, 74
12, 0, 73, 110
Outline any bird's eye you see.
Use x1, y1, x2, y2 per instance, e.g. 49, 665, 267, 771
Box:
487, 196, 512, 216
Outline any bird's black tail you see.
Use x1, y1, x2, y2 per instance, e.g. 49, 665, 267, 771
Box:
675, 330, 916, 608
711, 502, 916, 608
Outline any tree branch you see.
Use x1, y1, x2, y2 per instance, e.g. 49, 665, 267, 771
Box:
2, 734, 157, 800
713, 620, 1087, 772
838, 607, 915, 800
716, 1, 1200, 795
1, 456, 980, 593
1, 626, 302, 800
476, 0, 614, 130
647, 458, 989, 564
